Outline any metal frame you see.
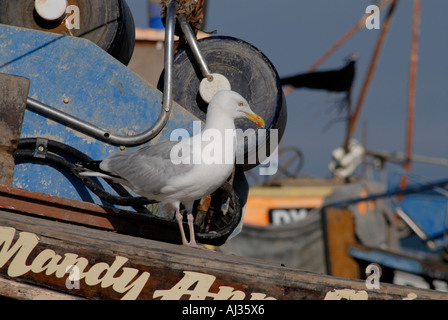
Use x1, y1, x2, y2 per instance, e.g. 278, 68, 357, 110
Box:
24, 0, 211, 147
177, 13, 212, 81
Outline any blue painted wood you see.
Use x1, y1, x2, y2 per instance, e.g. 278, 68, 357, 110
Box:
0, 24, 198, 217
348, 246, 423, 275
387, 173, 448, 241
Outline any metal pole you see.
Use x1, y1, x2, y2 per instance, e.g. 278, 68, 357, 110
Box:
345, 0, 397, 149
25, 1, 177, 147
283, 0, 392, 97
366, 149, 448, 167
404, 0, 421, 174
398, 0, 421, 192
178, 13, 213, 81
161, 0, 177, 112
323, 177, 448, 210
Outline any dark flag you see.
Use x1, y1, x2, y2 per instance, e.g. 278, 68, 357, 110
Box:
281, 59, 356, 92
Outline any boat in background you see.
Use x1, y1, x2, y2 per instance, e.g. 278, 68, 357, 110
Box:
220, 0, 448, 292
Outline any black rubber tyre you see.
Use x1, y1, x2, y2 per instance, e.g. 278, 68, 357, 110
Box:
158, 36, 287, 170
0, 0, 135, 65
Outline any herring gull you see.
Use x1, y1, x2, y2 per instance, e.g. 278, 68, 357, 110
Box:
76, 90, 265, 248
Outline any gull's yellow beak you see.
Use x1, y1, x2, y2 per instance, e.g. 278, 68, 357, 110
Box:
244, 112, 265, 128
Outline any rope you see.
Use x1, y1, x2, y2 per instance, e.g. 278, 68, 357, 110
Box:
161, 0, 205, 32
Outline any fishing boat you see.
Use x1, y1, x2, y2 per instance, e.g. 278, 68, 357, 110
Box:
218, 0, 448, 293
0, 0, 446, 300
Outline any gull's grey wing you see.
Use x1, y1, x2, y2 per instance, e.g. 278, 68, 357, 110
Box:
101, 139, 194, 195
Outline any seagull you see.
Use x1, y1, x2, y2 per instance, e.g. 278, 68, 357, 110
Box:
76, 90, 265, 249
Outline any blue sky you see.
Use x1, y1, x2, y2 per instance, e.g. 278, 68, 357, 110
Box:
129, 1, 448, 182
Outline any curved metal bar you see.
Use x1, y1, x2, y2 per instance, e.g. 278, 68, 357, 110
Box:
177, 13, 212, 81
25, 0, 177, 147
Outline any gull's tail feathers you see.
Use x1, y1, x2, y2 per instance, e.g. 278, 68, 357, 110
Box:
75, 161, 127, 184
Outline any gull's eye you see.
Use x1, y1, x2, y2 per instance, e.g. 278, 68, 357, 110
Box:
238, 102, 244, 107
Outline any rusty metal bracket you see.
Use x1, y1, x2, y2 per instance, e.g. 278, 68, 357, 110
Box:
33, 138, 48, 159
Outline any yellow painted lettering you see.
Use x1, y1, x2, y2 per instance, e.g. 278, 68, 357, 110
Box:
0, 227, 38, 277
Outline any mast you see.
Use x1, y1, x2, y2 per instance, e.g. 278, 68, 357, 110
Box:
400, 0, 420, 189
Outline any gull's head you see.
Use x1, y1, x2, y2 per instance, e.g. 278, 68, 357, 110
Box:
210, 90, 265, 128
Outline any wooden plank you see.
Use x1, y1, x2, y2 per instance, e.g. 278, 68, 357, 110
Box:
0, 185, 186, 244
0, 276, 85, 300
0, 73, 30, 186
349, 244, 448, 289
324, 208, 360, 278
1, 210, 447, 300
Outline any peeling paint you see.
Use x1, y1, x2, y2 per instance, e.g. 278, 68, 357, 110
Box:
22, 131, 64, 143
324, 289, 369, 300
64, 127, 97, 145
403, 292, 417, 300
